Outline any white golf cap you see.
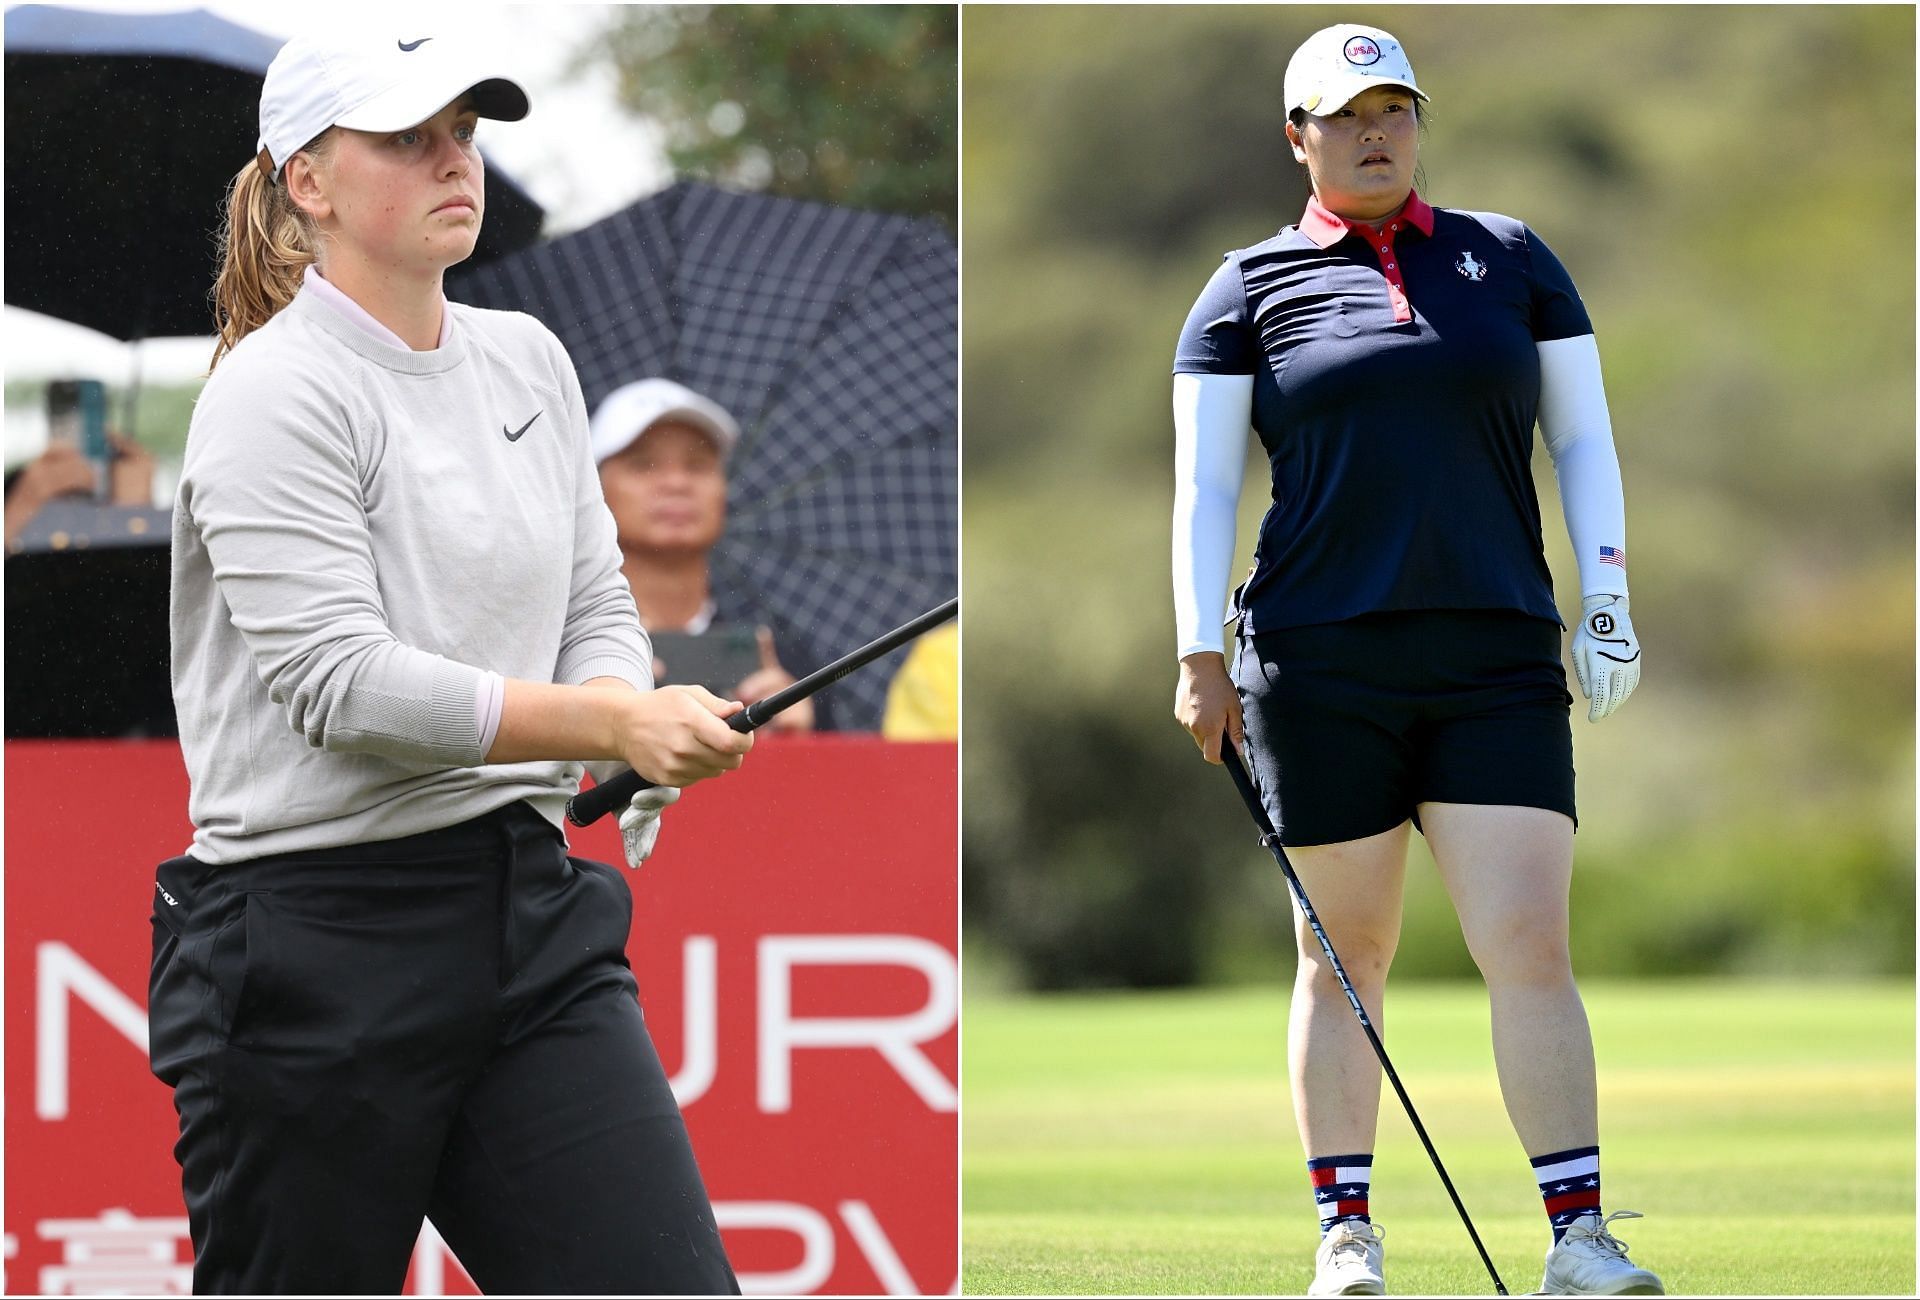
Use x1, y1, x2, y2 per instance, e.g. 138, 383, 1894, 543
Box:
257, 29, 529, 183
590, 379, 742, 464
1284, 25, 1427, 117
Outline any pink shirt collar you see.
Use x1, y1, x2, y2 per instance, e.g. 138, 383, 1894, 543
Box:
1299, 190, 1436, 249
301, 265, 453, 350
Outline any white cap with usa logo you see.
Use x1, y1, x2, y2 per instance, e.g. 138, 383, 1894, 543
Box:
1283, 25, 1428, 117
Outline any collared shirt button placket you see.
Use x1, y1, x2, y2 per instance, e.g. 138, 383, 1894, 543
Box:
1376, 232, 1409, 322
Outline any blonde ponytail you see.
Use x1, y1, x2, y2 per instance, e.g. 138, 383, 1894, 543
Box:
207, 131, 336, 374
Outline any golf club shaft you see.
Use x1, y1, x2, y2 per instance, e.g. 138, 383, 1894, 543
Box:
1219, 737, 1508, 1296
566, 597, 959, 826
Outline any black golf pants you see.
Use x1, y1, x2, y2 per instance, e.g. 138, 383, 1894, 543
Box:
148, 800, 739, 1296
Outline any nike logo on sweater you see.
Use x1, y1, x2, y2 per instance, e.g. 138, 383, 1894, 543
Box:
504, 412, 541, 442
398, 37, 432, 52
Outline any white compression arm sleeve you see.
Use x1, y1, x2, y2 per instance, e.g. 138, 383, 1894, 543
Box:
1537, 335, 1628, 600
1172, 372, 1254, 659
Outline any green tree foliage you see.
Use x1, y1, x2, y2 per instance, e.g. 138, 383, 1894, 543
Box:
586, 5, 955, 223
962, 5, 1916, 989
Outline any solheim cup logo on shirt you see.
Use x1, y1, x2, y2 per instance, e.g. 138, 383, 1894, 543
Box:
1455, 252, 1489, 282
1344, 35, 1383, 65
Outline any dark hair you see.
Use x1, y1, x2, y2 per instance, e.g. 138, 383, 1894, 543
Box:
1288, 95, 1430, 198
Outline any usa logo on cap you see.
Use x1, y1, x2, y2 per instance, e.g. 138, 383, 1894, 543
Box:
1344, 35, 1383, 65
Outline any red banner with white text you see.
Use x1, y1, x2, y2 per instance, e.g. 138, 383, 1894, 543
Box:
4, 738, 957, 1296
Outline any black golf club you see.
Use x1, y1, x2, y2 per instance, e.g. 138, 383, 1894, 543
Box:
567, 597, 958, 827
1218, 735, 1509, 1296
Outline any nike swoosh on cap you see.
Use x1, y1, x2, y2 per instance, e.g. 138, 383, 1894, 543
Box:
398, 37, 432, 52
504, 412, 541, 442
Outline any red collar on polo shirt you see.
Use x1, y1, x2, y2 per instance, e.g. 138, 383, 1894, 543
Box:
1299, 190, 1435, 247
1299, 191, 1436, 324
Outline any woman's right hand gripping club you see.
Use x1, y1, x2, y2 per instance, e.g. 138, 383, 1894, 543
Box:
1174, 651, 1245, 765
607, 685, 754, 869
489, 678, 755, 788
613, 684, 756, 787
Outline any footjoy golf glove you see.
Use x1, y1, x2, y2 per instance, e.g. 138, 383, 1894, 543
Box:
619, 786, 682, 869
1570, 594, 1641, 722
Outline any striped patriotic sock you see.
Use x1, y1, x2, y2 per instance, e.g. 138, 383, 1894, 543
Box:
1307, 1153, 1372, 1235
1532, 1145, 1602, 1242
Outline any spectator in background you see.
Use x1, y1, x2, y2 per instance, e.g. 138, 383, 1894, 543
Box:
882, 622, 957, 740
591, 379, 815, 731
4, 432, 155, 546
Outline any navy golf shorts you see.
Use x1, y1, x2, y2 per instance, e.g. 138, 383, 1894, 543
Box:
1231, 609, 1577, 847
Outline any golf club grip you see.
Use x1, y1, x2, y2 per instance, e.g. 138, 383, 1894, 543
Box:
566, 710, 752, 828
566, 597, 958, 827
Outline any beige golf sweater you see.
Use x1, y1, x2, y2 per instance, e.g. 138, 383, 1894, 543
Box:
170, 285, 651, 864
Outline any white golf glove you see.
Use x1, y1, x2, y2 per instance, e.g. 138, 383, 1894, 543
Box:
1570, 594, 1641, 722
618, 785, 682, 869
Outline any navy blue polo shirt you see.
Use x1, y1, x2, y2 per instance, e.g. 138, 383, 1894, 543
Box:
1174, 190, 1592, 636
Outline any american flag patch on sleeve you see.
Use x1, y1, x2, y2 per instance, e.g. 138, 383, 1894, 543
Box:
1599, 546, 1626, 569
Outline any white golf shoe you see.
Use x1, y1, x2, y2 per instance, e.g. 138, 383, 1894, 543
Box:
1537, 1210, 1665, 1295
1307, 1218, 1386, 1297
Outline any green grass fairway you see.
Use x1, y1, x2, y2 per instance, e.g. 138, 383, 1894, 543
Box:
963, 980, 1914, 1296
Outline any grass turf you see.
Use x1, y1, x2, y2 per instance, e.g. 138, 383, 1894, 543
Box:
963, 979, 1914, 1295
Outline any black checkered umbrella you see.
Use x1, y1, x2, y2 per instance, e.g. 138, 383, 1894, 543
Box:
4, 4, 544, 341
448, 181, 956, 730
